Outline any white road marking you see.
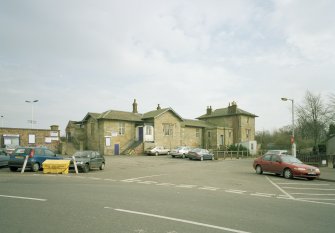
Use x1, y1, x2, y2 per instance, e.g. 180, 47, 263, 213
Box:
156, 183, 176, 186
104, 178, 117, 181
265, 176, 294, 199
122, 174, 167, 182
105, 207, 252, 233
199, 186, 220, 191
282, 187, 335, 191
250, 193, 276, 198
138, 181, 158, 184
0, 194, 47, 202
276, 183, 329, 186
176, 184, 197, 189
225, 189, 247, 194
297, 198, 335, 201
290, 193, 335, 196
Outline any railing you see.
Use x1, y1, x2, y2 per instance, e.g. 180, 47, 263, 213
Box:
297, 153, 329, 167
213, 150, 250, 160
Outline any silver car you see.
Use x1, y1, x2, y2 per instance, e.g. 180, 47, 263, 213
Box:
145, 146, 170, 156
170, 146, 191, 158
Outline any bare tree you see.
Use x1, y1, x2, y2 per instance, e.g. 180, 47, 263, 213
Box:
296, 91, 331, 146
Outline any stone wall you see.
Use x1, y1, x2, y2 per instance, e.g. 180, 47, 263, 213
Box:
0, 126, 60, 152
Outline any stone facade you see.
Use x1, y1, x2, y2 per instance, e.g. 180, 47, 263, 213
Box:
0, 125, 60, 152
65, 100, 258, 155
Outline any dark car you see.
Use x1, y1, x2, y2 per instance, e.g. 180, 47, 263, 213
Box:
253, 154, 321, 180
8, 147, 63, 172
66, 151, 105, 173
0, 149, 9, 167
187, 148, 214, 161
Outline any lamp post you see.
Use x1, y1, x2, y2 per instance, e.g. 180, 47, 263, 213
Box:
25, 100, 38, 129
1, 115, 3, 127
281, 97, 296, 157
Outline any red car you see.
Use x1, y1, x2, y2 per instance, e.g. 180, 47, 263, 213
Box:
253, 154, 320, 180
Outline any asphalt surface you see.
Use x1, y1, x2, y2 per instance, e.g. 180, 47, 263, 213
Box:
0, 155, 334, 233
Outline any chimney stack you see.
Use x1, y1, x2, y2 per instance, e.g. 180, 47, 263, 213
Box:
157, 104, 161, 110
132, 99, 138, 113
206, 106, 212, 115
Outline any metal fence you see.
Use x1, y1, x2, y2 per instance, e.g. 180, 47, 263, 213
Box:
213, 150, 250, 160
297, 153, 330, 167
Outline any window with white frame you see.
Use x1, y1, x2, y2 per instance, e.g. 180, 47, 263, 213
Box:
118, 122, 125, 135
146, 126, 152, 135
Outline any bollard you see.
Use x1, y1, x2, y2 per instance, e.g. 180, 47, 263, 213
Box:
21, 155, 29, 174
72, 156, 79, 174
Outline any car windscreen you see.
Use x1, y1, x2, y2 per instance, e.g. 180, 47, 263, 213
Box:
281, 156, 303, 164
73, 151, 90, 158
13, 148, 31, 155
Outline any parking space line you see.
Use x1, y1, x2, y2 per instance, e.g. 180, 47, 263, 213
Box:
199, 186, 220, 191
155, 183, 176, 187
265, 176, 294, 199
225, 189, 247, 194
176, 184, 198, 189
0, 194, 47, 202
105, 207, 252, 233
276, 183, 329, 186
282, 187, 335, 191
250, 193, 276, 198
122, 174, 167, 182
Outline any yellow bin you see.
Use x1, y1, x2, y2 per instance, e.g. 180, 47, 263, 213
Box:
43, 160, 70, 174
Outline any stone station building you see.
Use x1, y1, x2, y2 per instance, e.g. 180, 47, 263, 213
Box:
65, 100, 258, 156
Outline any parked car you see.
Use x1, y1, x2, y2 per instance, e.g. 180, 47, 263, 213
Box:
187, 148, 214, 161
0, 149, 9, 167
170, 146, 191, 158
253, 154, 320, 180
8, 147, 63, 172
65, 151, 105, 173
264, 150, 288, 155
145, 146, 170, 156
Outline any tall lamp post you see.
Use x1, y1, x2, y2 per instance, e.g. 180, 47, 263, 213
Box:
1, 115, 4, 128
281, 97, 296, 157
25, 100, 38, 129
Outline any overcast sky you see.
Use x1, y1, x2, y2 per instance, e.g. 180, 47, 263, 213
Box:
1, 0, 334, 135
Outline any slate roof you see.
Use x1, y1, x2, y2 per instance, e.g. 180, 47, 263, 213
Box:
197, 107, 258, 119
142, 108, 183, 120
98, 110, 143, 122
181, 119, 215, 128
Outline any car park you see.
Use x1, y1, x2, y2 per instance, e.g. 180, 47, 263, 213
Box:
8, 147, 63, 172
65, 150, 105, 173
253, 154, 320, 180
170, 146, 191, 158
187, 148, 214, 161
0, 149, 9, 167
145, 146, 170, 156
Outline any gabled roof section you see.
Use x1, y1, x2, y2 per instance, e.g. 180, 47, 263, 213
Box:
98, 110, 143, 122
142, 108, 183, 121
197, 107, 258, 119
181, 119, 216, 128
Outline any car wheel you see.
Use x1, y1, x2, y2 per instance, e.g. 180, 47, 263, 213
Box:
284, 168, 293, 179
255, 165, 263, 174
182, 154, 185, 159
82, 164, 90, 173
200, 156, 203, 161
99, 163, 105, 170
31, 163, 40, 172
155, 152, 159, 156
9, 166, 18, 172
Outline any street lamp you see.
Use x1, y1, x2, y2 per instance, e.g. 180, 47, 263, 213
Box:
1, 115, 3, 127
25, 100, 38, 129
281, 97, 296, 157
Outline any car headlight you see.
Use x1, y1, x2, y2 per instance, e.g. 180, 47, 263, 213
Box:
294, 167, 306, 171
315, 168, 320, 172
76, 161, 83, 165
